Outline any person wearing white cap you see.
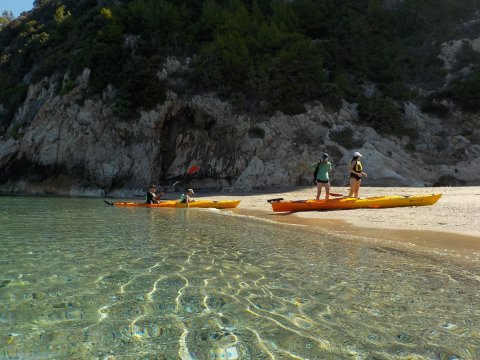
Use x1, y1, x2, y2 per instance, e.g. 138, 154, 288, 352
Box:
348, 152, 367, 198
180, 188, 195, 206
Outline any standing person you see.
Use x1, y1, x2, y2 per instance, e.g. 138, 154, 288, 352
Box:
348, 152, 367, 198
146, 185, 164, 204
313, 153, 333, 200
180, 188, 195, 206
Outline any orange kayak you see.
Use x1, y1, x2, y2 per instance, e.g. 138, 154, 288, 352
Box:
108, 199, 241, 209
270, 194, 442, 212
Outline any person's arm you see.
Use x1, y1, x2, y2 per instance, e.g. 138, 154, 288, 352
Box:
350, 162, 367, 178
358, 162, 367, 177
154, 192, 165, 201
353, 170, 367, 177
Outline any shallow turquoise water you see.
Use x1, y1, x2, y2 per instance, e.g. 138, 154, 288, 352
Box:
0, 197, 479, 359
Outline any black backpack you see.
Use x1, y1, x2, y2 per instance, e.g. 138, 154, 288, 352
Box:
312, 162, 320, 183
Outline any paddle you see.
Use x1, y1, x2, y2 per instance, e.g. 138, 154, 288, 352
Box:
143, 165, 201, 194
105, 166, 201, 207
171, 165, 200, 189
187, 165, 200, 174
166, 180, 180, 192
267, 192, 343, 203
267, 194, 344, 204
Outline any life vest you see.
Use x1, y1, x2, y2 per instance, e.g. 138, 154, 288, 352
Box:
352, 160, 362, 172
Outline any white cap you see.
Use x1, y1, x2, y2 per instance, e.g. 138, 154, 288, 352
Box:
187, 188, 194, 194
353, 151, 362, 157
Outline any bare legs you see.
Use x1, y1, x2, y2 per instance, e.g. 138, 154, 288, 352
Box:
316, 182, 330, 200
348, 178, 361, 198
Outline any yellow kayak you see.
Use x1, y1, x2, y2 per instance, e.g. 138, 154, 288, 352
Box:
107, 199, 241, 209
270, 194, 442, 212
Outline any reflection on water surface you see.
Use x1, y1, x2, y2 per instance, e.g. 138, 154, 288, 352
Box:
0, 197, 479, 359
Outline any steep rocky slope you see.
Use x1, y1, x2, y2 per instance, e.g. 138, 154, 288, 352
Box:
0, 63, 478, 197
1, 0, 480, 196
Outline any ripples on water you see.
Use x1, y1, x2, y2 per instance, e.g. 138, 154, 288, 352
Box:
0, 197, 479, 359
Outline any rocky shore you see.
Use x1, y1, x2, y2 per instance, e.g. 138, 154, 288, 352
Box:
1, 68, 479, 196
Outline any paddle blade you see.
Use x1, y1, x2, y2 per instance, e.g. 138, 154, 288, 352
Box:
187, 165, 200, 174
329, 192, 344, 197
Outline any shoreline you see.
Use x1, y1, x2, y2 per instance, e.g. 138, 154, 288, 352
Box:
234, 208, 480, 252
4, 186, 480, 253
209, 186, 480, 253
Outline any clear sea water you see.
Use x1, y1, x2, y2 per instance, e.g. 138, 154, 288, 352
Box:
0, 197, 479, 360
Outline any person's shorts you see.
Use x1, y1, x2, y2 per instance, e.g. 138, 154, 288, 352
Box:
316, 180, 329, 184
350, 173, 361, 181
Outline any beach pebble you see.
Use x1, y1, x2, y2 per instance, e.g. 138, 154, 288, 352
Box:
32, 292, 46, 300
396, 333, 414, 343
226, 347, 239, 359
0, 280, 12, 288
442, 323, 456, 329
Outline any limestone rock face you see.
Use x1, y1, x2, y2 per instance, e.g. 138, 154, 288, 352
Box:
0, 71, 479, 196
439, 40, 468, 71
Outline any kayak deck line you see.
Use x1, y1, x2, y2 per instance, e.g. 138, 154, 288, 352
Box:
270, 194, 442, 212
106, 199, 241, 209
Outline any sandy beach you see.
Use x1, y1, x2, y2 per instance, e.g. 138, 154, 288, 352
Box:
208, 186, 480, 253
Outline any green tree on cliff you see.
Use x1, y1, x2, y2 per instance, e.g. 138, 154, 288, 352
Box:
0, 11, 14, 29
0, 0, 479, 127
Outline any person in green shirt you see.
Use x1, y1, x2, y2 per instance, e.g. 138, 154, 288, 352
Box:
312, 153, 333, 200
180, 188, 195, 206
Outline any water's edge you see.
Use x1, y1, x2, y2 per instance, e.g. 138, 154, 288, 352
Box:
231, 207, 480, 263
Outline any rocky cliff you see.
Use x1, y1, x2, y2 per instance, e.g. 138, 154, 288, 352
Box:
1, 0, 480, 196
1, 61, 479, 197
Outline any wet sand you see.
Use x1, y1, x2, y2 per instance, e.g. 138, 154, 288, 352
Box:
205, 186, 480, 253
